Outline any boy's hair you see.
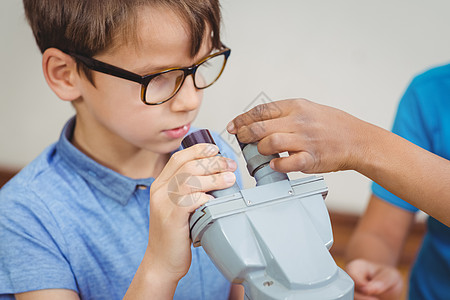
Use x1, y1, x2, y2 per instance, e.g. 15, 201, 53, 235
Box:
23, 0, 221, 81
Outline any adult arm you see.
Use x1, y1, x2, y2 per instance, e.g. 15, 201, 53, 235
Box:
345, 194, 414, 299
229, 284, 245, 300
227, 99, 450, 226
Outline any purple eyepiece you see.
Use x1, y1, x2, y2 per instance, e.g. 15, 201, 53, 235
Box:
182, 129, 216, 148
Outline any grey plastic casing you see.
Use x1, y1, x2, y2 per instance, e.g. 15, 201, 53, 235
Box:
190, 176, 354, 299
184, 130, 354, 299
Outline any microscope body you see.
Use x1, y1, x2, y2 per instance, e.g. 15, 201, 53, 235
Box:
183, 130, 354, 300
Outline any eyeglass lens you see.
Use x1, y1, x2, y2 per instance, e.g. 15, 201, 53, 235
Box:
144, 53, 226, 104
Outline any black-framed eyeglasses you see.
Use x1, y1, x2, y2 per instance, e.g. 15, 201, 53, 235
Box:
68, 46, 231, 105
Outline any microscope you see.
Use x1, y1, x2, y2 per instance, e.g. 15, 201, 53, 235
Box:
182, 129, 354, 300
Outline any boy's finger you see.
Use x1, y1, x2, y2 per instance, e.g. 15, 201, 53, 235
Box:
168, 172, 236, 198
181, 156, 237, 176
158, 143, 219, 182
172, 192, 214, 210
196, 172, 236, 193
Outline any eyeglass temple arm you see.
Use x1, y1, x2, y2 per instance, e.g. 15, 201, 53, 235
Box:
70, 53, 145, 84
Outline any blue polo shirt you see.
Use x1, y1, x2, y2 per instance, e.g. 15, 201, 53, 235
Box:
0, 117, 242, 300
372, 64, 450, 299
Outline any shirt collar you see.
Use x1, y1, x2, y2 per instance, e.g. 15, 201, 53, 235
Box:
56, 117, 155, 205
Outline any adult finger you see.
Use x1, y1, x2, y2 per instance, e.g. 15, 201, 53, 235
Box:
345, 259, 376, 289
255, 132, 305, 156
227, 101, 288, 134
234, 116, 294, 144
269, 152, 316, 174
362, 267, 403, 297
354, 291, 378, 300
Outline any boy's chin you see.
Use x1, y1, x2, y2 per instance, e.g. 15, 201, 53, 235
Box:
152, 139, 183, 154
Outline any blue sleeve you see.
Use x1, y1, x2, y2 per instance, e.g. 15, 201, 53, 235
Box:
372, 78, 433, 212
0, 177, 78, 296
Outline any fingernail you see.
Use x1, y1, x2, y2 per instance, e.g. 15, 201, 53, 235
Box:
369, 281, 384, 292
227, 159, 237, 169
226, 121, 235, 133
224, 172, 236, 184
207, 144, 219, 154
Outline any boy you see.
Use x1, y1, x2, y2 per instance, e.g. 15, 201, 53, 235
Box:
0, 0, 244, 299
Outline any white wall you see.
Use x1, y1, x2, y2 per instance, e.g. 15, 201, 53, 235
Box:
2, 0, 450, 214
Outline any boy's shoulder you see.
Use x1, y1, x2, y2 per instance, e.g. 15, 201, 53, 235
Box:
0, 143, 71, 210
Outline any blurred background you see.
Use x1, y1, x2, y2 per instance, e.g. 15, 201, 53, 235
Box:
1, 0, 450, 217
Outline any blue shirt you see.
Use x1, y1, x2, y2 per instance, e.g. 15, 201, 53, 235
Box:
0, 117, 242, 300
372, 64, 450, 299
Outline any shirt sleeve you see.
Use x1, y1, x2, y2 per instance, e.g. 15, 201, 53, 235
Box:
0, 178, 78, 295
372, 78, 433, 212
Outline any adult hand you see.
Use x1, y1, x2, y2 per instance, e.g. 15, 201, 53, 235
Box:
227, 99, 373, 174
346, 259, 404, 300
146, 144, 237, 283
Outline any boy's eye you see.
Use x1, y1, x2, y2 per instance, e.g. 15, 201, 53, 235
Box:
145, 70, 185, 104
149, 73, 174, 90
151, 74, 168, 85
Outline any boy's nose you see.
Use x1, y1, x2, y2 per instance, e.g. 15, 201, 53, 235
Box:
170, 75, 202, 112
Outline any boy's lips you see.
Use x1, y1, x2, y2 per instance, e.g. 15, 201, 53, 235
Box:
163, 123, 191, 139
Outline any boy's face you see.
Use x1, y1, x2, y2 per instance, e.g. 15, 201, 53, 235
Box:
74, 6, 212, 155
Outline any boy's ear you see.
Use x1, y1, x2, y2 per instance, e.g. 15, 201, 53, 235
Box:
42, 48, 82, 102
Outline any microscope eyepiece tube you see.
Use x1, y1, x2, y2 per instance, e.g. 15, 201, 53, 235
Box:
237, 136, 288, 186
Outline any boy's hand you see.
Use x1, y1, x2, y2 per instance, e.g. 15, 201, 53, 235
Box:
227, 99, 371, 174
346, 259, 404, 300
146, 143, 237, 283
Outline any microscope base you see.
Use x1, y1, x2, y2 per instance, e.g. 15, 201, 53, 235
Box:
242, 267, 354, 300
